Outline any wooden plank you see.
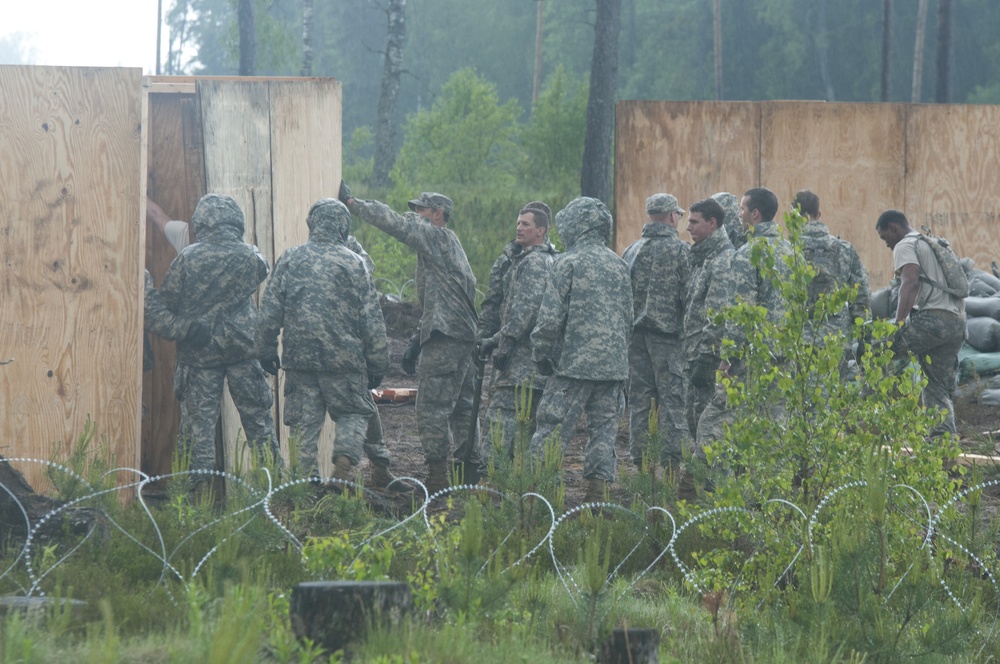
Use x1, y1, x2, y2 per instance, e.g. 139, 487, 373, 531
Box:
0, 65, 143, 489
198, 79, 274, 474
760, 101, 907, 289
142, 88, 207, 478
614, 101, 759, 252
905, 104, 1000, 275
268, 79, 343, 476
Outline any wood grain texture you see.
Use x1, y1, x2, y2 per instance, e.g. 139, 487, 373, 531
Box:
905, 104, 1000, 274
614, 101, 759, 251
0, 65, 143, 488
760, 102, 907, 288
143, 88, 207, 478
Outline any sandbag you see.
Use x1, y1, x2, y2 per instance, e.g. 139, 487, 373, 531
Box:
870, 287, 894, 320
969, 268, 1000, 292
958, 344, 1000, 383
965, 296, 1000, 320
979, 389, 1000, 406
968, 276, 998, 298
966, 317, 1000, 352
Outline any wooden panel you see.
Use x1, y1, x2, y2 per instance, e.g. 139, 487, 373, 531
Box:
142, 88, 207, 477
198, 79, 274, 473
760, 102, 907, 288
0, 65, 143, 488
905, 104, 1000, 275
614, 101, 759, 251
268, 79, 343, 475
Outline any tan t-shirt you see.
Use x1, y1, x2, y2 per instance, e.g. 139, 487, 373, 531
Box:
893, 232, 965, 316
164, 220, 191, 253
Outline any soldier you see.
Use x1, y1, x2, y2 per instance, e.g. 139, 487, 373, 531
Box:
339, 182, 479, 493
255, 199, 389, 482
697, 187, 793, 446
621, 194, 691, 469
712, 192, 745, 250
875, 210, 966, 437
478, 202, 557, 465
793, 190, 871, 372
528, 197, 633, 502
159, 194, 279, 477
683, 197, 735, 440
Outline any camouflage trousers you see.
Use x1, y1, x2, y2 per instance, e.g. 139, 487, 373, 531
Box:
416, 334, 480, 464
175, 360, 278, 473
892, 309, 966, 437
529, 377, 625, 482
695, 360, 787, 453
481, 384, 542, 469
627, 329, 689, 466
283, 369, 380, 472
686, 376, 715, 442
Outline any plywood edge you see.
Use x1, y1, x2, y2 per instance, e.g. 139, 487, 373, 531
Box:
144, 75, 341, 96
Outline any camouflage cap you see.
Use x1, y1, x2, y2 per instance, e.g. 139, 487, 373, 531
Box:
407, 192, 453, 215
646, 193, 684, 216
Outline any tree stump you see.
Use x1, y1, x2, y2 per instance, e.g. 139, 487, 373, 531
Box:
290, 581, 412, 655
601, 627, 660, 664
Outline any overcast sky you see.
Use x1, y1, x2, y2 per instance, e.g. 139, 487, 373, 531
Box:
1, 1, 160, 71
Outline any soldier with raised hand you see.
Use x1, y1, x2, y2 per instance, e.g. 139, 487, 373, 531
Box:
340, 182, 479, 493
683, 197, 735, 440
697, 187, 793, 446
478, 202, 558, 466
255, 199, 389, 483
528, 197, 633, 502
160, 193, 279, 478
793, 190, 871, 372
621, 194, 691, 470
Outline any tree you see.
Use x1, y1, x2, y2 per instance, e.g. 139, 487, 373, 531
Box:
301, 0, 314, 76
238, 0, 256, 75
911, 0, 928, 102
520, 65, 588, 197
372, 0, 408, 188
936, 0, 953, 102
579, 0, 621, 205
880, 0, 892, 101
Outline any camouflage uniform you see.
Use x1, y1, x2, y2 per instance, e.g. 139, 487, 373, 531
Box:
143, 270, 195, 373
682, 226, 735, 439
347, 195, 480, 464
697, 221, 793, 446
802, 220, 871, 349
478, 241, 521, 340
481, 241, 557, 462
255, 199, 389, 473
713, 193, 745, 250
160, 194, 278, 472
622, 219, 691, 466
529, 198, 632, 483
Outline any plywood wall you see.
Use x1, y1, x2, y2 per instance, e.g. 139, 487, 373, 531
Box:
0, 65, 143, 488
615, 101, 1000, 292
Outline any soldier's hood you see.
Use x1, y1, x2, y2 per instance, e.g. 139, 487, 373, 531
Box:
555, 197, 612, 249
306, 198, 351, 243
191, 194, 245, 239
712, 192, 741, 234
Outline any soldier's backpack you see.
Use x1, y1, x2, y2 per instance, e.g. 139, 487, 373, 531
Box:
917, 229, 970, 299
802, 231, 843, 309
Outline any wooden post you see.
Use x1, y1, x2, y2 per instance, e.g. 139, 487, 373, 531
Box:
290, 581, 412, 655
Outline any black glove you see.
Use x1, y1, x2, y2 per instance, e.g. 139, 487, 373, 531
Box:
690, 355, 718, 388
368, 374, 383, 390
338, 179, 352, 205
535, 358, 554, 376
183, 322, 212, 350
402, 336, 420, 375
493, 350, 511, 372
259, 357, 280, 377
477, 337, 497, 357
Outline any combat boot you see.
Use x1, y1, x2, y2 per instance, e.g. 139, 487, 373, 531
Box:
332, 455, 354, 483
424, 460, 451, 495
584, 477, 608, 503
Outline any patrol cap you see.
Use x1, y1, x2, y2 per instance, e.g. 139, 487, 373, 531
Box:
407, 192, 453, 215
646, 193, 684, 215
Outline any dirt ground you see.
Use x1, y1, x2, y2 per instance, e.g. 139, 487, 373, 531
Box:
371, 299, 1000, 507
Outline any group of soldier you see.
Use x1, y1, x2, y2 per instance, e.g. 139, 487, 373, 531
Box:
143, 181, 966, 501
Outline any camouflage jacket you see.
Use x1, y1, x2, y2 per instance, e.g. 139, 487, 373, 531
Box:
621, 223, 691, 335
160, 194, 269, 368
345, 235, 375, 274
531, 198, 632, 381
348, 198, 478, 345
802, 220, 871, 344
725, 221, 794, 351
255, 200, 388, 377
683, 227, 735, 362
144, 270, 192, 341
478, 241, 521, 339
486, 242, 557, 388
713, 192, 746, 250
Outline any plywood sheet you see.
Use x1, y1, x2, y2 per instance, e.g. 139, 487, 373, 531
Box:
0, 65, 143, 488
614, 101, 759, 251
905, 104, 1000, 274
142, 88, 207, 477
760, 102, 907, 288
